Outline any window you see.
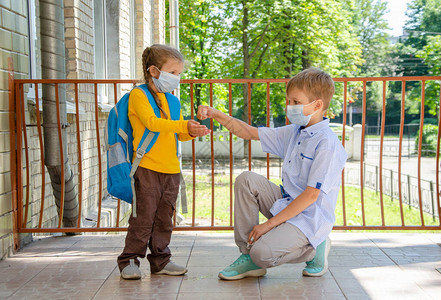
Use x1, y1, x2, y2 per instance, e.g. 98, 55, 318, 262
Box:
26, 0, 41, 104
93, 0, 109, 106
130, 0, 136, 80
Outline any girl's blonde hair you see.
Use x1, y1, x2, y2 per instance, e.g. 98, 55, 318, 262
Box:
287, 68, 335, 110
141, 44, 184, 109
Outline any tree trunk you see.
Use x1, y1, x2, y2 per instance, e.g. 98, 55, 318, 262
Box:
194, 84, 202, 114
283, 22, 292, 77
302, 50, 311, 69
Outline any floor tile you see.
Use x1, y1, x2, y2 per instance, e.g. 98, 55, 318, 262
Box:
180, 277, 259, 294
178, 292, 258, 300
259, 277, 344, 298
187, 254, 240, 267
1, 232, 441, 299
96, 275, 183, 296
11, 279, 104, 300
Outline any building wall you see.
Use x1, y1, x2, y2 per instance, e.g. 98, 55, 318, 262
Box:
153, 0, 165, 44
135, 0, 154, 80
0, 0, 165, 261
119, 0, 132, 81
0, 0, 29, 260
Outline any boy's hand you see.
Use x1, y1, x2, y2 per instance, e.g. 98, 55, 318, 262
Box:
247, 222, 273, 245
188, 119, 210, 137
197, 105, 216, 120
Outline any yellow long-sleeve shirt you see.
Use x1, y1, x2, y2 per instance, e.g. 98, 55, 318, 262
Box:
128, 88, 193, 174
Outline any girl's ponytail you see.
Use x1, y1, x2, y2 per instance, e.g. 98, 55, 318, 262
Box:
142, 46, 152, 86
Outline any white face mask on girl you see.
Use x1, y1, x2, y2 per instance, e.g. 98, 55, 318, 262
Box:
149, 66, 181, 93
286, 100, 317, 127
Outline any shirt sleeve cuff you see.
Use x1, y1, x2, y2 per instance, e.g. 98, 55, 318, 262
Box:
181, 120, 189, 133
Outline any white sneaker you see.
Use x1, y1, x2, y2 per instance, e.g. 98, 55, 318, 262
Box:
120, 259, 142, 280
153, 261, 188, 276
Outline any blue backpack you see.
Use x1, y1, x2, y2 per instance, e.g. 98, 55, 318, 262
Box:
105, 84, 181, 217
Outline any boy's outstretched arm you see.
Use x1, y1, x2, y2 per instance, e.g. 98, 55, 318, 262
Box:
197, 105, 259, 140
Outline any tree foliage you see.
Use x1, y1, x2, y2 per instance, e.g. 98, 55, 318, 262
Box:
390, 0, 441, 120
177, 0, 368, 126
173, 0, 438, 127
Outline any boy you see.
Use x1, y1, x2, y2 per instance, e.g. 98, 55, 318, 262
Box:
197, 67, 347, 280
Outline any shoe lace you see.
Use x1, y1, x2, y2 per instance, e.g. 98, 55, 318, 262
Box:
230, 255, 249, 267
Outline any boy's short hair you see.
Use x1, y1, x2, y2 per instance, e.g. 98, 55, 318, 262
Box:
287, 68, 335, 110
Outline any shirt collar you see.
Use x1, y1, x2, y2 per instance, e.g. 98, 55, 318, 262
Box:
299, 117, 329, 137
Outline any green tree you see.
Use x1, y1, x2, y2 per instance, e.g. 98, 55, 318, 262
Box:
394, 0, 441, 76
417, 35, 441, 75
178, 0, 376, 129
222, 0, 363, 126
385, 0, 441, 125
175, 0, 232, 116
349, 0, 390, 77
345, 0, 393, 127
416, 35, 441, 118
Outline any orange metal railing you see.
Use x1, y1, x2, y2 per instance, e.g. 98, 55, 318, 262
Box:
9, 76, 441, 240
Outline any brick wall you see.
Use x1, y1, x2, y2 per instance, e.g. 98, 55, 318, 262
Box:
0, 0, 164, 261
119, 0, 132, 80
135, 0, 154, 80
0, 0, 29, 260
153, 0, 165, 44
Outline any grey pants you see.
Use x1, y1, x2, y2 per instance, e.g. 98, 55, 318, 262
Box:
234, 171, 316, 269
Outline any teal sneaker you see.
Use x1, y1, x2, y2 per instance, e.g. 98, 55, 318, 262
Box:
218, 254, 266, 280
303, 237, 331, 277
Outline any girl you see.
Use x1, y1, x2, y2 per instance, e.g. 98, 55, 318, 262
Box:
117, 44, 210, 279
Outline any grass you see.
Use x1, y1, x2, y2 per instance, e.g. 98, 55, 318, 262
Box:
182, 174, 440, 230
335, 185, 439, 228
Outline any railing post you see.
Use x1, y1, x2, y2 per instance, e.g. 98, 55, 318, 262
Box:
390, 169, 393, 202
363, 161, 366, 188
407, 174, 411, 207
430, 181, 435, 221
375, 165, 378, 194
8, 57, 20, 251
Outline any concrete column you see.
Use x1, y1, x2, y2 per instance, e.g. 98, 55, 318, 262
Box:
353, 124, 362, 161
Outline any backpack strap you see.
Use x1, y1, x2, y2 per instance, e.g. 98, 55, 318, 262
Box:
118, 128, 129, 162
129, 130, 156, 217
127, 84, 160, 217
137, 84, 165, 119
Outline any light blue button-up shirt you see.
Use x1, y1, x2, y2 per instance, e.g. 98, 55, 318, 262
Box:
258, 118, 347, 248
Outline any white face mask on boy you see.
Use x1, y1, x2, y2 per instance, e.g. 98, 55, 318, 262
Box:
149, 66, 181, 93
286, 100, 318, 127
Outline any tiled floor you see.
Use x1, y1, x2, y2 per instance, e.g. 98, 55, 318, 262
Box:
1, 231, 441, 299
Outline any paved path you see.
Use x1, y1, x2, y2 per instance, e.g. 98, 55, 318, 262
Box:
1, 232, 441, 299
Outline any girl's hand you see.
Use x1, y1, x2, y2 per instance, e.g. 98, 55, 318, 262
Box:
197, 105, 216, 120
248, 222, 273, 245
188, 119, 210, 137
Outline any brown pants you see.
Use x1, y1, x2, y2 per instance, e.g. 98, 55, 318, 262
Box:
117, 167, 180, 273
